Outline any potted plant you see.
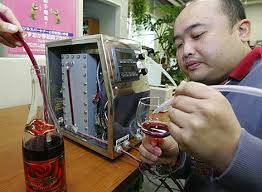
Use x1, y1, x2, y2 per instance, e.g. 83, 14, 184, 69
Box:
129, 0, 187, 84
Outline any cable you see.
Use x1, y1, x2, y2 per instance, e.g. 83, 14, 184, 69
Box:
170, 174, 184, 192
119, 143, 185, 191
120, 149, 142, 163
158, 178, 174, 192
144, 175, 180, 192
128, 144, 139, 152
177, 179, 184, 188
120, 148, 175, 192
96, 61, 102, 98
144, 174, 165, 187
102, 101, 108, 129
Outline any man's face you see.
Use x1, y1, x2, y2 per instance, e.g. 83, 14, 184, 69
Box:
174, 0, 242, 85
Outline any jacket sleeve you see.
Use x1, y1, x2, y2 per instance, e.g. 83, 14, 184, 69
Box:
214, 128, 262, 191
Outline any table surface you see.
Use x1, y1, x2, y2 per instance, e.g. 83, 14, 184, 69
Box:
0, 105, 140, 192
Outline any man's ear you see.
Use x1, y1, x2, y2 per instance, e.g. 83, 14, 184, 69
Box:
236, 19, 251, 42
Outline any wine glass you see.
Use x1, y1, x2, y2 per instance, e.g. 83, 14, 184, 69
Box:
136, 96, 172, 179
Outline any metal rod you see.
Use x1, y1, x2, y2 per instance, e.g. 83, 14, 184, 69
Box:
66, 68, 75, 125
159, 178, 174, 192
170, 174, 184, 192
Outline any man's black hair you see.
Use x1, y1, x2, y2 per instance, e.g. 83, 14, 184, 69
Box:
219, 0, 246, 27
187, 0, 246, 27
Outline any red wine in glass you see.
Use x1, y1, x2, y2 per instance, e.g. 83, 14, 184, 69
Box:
139, 121, 173, 178
141, 121, 170, 138
136, 97, 173, 178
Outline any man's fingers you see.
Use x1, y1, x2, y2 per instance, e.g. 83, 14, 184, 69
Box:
139, 144, 160, 164
175, 81, 216, 99
139, 155, 155, 165
0, 4, 22, 32
167, 121, 187, 151
0, 20, 18, 33
172, 95, 200, 113
0, 32, 21, 46
141, 137, 162, 156
0, 34, 15, 47
168, 108, 192, 129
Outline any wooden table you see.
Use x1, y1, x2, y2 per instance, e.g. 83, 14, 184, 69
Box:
0, 105, 141, 192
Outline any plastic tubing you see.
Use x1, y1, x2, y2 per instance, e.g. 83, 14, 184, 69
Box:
210, 85, 262, 98
154, 85, 262, 113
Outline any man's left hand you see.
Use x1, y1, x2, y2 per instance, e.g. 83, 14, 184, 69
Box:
168, 81, 241, 173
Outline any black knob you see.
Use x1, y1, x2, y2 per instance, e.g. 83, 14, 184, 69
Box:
139, 68, 148, 76
138, 54, 145, 60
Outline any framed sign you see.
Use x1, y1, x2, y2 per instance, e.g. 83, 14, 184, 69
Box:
4, 0, 76, 55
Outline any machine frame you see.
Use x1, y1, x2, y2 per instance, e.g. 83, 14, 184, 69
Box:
46, 34, 149, 159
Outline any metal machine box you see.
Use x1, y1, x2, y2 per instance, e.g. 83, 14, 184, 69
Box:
46, 34, 149, 159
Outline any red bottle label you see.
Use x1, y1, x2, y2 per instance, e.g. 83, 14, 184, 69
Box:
29, 119, 56, 135
24, 154, 66, 192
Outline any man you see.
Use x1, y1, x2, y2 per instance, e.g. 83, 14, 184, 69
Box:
0, 3, 23, 47
139, 0, 262, 191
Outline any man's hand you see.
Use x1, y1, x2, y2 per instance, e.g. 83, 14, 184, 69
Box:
139, 135, 179, 166
0, 3, 23, 47
168, 81, 241, 173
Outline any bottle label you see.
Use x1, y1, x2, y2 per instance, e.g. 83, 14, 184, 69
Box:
24, 154, 66, 192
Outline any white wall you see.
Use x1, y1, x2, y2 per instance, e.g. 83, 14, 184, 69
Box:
84, 0, 117, 36
245, 3, 262, 45
120, 0, 129, 38
83, 0, 128, 38
0, 56, 46, 109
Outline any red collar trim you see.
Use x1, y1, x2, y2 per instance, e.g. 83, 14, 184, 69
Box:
229, 46, 262, 81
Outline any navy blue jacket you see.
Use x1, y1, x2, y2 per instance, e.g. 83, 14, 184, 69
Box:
180, 57, 262, 191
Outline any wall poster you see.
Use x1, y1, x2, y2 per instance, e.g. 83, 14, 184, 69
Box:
4, 0, 76, 55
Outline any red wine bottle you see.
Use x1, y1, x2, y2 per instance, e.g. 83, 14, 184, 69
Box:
22, 66, 66, 192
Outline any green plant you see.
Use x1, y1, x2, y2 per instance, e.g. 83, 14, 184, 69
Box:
130, 1, 187, 84
130, 0, 149, 31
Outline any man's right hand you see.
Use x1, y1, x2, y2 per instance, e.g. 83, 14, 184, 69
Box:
0, 3, 23, 47
139, 135, 180, 166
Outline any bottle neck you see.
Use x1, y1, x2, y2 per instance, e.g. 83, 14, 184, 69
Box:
27, 67, 49, 124
26, 66, 62, 136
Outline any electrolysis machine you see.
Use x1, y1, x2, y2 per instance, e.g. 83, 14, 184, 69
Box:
46, 34, 149, 159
